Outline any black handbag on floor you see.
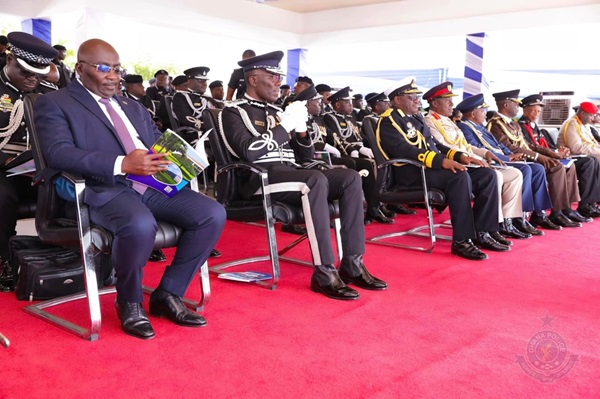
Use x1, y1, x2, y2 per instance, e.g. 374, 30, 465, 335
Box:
9, 236, 114, 301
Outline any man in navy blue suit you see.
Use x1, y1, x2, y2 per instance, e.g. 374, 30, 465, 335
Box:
34, 39, 226, 340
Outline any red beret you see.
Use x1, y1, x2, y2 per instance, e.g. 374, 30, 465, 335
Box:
579, 102, 599, 114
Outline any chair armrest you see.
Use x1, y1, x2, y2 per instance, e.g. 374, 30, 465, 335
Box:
378, 158, 425, 169
57, 171, 86, 185
218, 161, 268, 177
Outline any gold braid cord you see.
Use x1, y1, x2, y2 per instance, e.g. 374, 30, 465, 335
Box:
376, 108, 430, 167
488, 118, 527, 148
563, 117, 596, 147
429, 116, 472, 152
0, 99, 24, 150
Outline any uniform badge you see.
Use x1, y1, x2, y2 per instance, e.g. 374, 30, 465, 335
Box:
406, 122, 417, 138
340, 122, 347, 127
254, 120, 265, 127
194, 102, 202, 107
0, 94, 13, 112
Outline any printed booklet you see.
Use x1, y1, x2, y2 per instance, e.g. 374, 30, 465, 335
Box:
127, 129, 209, 197
217, 271, 272, 283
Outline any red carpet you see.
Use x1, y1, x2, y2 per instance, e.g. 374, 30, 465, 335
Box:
1, 209, 600, 398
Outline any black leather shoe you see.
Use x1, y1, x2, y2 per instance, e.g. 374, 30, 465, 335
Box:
310, 265, 359, 300
149, 288, 207, 327
511, 217, 544, 236
115, 301, 155, 340
549, 212, 582, 228
490, 231, 512, 246
339, 254, 387, 290
281, 224, 307, 235
564, 210, 592, 223
210, 248, 221, 258
451, 239, 488, 260
148, 249, 167, 262
475, 232, 510, 252
365, 208, 394, 224
387, 204, 416, 215
499, 219, 532, 239
380, 205, 397, 218
578, 204, 600, 218
529, 212, 562, 230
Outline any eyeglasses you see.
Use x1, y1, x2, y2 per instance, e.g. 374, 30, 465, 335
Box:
402, 94, 422, 101
253, 74, 284, 83
79, 61, 123, 74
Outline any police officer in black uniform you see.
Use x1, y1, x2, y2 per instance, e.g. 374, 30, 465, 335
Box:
172, 66, 220, 140
362, 91, 416, 216
122, 74, 160, 124
209, 80, 225, 109
145, 69, 173, 101
0, 32, 58, 283
221, 51, 387, 300
324, 87, 393, 224
375, 78, 501, 260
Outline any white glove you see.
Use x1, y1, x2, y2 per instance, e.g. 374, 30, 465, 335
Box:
323, 143, 341, 158
278, 101, 308, 133
350, 150, 359, 158
359, 146, 374, 159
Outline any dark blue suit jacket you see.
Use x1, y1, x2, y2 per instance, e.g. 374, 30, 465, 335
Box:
34, 80, 161, 207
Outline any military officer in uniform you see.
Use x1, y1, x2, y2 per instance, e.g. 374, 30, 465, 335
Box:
488, 90, 586, 227
423, 82, 526, 246
0, 32, 58, 285
226, 49, 255, 101
221, 51, 387, 300
375, 78, 501, 260
527, 98, 600, 219
323, 87, 392, 224
455, 94, 560, 233
275, 84, 290, 106
558, 102, 600, 160
145, 69, 173, 101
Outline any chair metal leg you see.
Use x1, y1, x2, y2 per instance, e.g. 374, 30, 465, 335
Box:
209, 172, 281, 290
0, 332, 10, 348
23, 181, 107, 341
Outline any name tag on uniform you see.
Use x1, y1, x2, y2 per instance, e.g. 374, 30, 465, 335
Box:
254, 120, 265, 127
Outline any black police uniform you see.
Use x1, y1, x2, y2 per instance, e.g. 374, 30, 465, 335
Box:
221, 96, 366, 268
227, 68, 246, 100
146, 85, 173, 102
376, 106, 499, 242
322, 110, 385, 219
0, 65, 44, 261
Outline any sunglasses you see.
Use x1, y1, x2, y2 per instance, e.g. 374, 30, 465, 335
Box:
79, 61, 123, 74
14, 60, 47, 80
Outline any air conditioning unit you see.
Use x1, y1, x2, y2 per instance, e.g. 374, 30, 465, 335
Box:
538, 91, 575, 127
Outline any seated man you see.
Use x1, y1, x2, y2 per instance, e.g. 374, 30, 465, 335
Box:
0, 32, 58, 288
323, 86, 392, 224
221, 51, 387, 300
145, 69, 173, 101
423, 82, 526, 245
208, 80, 225, 109
526, 97, 600, 219
455, 94, 560, 232
488, 90, 587, 227
34, 38, 226, 340
375, 78, 500, 260
172, 66, 217, 138
558, 102, 600, 161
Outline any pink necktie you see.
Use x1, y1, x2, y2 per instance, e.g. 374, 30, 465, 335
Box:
99, 98, 147, 194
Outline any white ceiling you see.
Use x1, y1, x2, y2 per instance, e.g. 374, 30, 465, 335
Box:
261, 0, 402, 13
